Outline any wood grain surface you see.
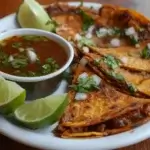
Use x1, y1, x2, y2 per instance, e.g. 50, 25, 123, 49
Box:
0, 0, 150, 150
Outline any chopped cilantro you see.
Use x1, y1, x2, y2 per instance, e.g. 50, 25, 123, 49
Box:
141, 46, 150, 59
127, 83, 137, 95
22, 35, 48, 42
0, 50, 8, 60
107, 71, 125, 81
70, 76, 99, 93
94, 58, 102, 66
96, 27, 122, 38
45, 19, 58, 32
113, 27, 122, 36
11, 58, 28, 69
93, 55, 120, 70
42, 64, 51, 74
78, 37, 95, 47
103, 55, 120, 70
129, 35, 139, 45
12, 42, 22, 48
27, 71, 36, 77
78, 9, 94, 31
41, 57, 59, 74
45, 58, 55, 63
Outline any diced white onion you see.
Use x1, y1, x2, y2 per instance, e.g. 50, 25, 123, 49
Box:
147, 43, 150, 49
107, 28, 115, 36
120, 57, 128, 64
91, 74, 101, 86
82, 46, 89, 53
98, 28, 108, 37
133, 34, 139, 41
99, 28, 108, 34
26, 47, 35, 51
88, 25, 95, 33
18, 48, 25, 52
110, 38, 120, 47
85, 33, 92, 39
75, 93, 88, 101
125, 27, 136, 36
80, 57, 88, 66
74, 33, 82, 41
78, 72, 88, 81
135, 43, 140, 48
8, 55, 14, 62
26, 50, 37, 63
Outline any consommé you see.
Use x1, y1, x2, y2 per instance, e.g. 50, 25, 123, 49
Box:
0, 35, 67, 77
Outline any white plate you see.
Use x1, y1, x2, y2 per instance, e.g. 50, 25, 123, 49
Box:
0, 2, 150, 150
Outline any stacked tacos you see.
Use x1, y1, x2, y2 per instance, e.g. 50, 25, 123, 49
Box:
46, 2, 150, 138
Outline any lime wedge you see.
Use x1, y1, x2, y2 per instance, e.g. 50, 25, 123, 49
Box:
0, 77, 26, 114
17, 0, 56, 32
14, 94, 68, 129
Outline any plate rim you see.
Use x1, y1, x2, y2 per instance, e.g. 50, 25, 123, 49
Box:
0, 2, 150, 150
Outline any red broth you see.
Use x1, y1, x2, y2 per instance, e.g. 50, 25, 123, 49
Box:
0, 35, 67, 77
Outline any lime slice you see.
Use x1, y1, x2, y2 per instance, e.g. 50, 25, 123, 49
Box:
0, 77, 26, 114
14, 94, 68, 129
17, 0, 56, 32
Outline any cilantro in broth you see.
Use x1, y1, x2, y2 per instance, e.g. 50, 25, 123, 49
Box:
41, 57, 59, 75
11, 58, 28, 69
22, 35, 48, 42
0, 49, 9, 67
0, 35, 62, 77
12, 42, 22, 49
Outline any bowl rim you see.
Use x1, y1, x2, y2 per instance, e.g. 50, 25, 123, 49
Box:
0, 28, 74, 82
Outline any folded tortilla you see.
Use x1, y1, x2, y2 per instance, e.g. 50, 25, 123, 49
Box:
55, 64, 150, 138
89, 46, 150, 73
58, 65, 150, 129
58, 105, 150, 138
87, 53, 150, 97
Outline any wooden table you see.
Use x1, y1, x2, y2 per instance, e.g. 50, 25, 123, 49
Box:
0, 0, 150, 150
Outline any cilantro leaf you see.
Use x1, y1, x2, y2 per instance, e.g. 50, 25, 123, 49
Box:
107, 71, 125, 81
141, 46, 150, 59
70, 76, 99, 93
127, 83, 137, 95
79, 9, 94, 31
12, 42, 22, 49
129, 35, 139, 45
94, 58, 102, 66
78, 37, 95, 47
11, 58, 28, 69
103, 55, 120, 70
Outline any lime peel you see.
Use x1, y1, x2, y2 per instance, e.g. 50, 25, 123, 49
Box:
0, 77, 26, 114
14, 94, 68, 129
17, 0, 57, 32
